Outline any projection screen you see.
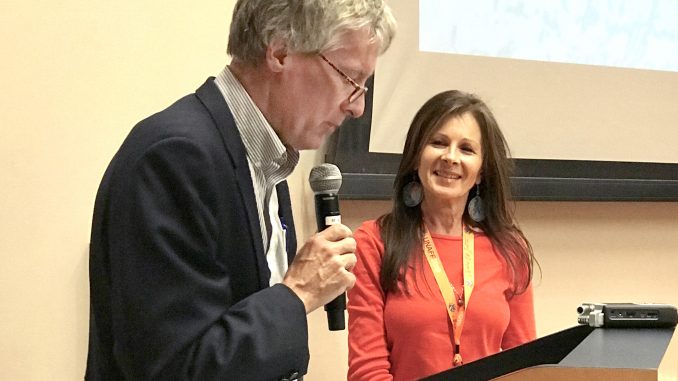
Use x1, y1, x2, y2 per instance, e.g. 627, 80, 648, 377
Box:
327, 0, 678, 201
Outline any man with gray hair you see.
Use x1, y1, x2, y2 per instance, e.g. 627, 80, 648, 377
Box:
86, 0, 396, 380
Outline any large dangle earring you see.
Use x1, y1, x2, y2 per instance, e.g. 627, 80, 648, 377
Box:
468, 184, 486, 222
402, 172, 423, 207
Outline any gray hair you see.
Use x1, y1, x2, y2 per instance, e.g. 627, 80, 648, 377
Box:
227, 0, 397, 65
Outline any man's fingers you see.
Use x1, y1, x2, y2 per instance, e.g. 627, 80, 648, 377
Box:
338, 254, 357, 291
334, 236, 356, 255
318, 223, 353, 241
343, 269, 357, 290
309, 227, 355, 258
342, 253, 357, 272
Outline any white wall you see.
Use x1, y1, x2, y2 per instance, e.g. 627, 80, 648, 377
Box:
2, 1, 677, 380
0, 1, 235, 379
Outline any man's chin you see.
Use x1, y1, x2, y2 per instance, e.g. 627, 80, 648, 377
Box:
297, 142, 323, 151
296, 134, 331, 151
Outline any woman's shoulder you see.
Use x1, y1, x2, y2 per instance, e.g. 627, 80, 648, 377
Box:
354, 219, 386, 254
355, 219, 382, 242
356, 219, 379, 232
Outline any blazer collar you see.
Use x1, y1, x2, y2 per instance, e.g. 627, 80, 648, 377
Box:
195, 77, 271, 288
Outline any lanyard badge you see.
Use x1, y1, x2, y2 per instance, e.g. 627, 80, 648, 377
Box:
423, 226, 475, 366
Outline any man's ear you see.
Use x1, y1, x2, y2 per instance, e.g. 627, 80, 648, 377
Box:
265, 38, 288, 73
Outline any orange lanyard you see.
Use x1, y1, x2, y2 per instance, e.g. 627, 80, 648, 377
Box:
422, 226, 475, 366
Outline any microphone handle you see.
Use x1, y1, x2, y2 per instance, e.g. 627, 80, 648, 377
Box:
325, 294, 346, 331
314, 193, 340, 231
314, 193, 345, 331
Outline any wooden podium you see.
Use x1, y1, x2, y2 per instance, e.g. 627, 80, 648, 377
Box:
422, 325, 678, 381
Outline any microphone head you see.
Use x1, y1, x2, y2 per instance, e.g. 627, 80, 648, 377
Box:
309, 163, 342, 194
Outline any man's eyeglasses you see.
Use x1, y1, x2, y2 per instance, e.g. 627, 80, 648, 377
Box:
319, 54, 368, 104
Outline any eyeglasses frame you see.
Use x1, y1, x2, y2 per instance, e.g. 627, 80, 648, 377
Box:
318, 53, 368, 104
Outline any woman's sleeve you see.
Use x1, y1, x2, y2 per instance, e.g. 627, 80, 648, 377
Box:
347, 221, 394, 381
501, 283, 537, 350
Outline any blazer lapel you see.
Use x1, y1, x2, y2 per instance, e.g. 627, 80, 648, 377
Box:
275, 181, 297, 264
195, 77, 270, 288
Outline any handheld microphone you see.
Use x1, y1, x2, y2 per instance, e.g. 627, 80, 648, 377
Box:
308, 163, 345, 331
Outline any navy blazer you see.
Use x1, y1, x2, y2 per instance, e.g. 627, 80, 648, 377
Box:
86, 78, 308, 380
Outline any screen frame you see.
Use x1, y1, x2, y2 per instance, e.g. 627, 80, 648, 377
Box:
325, 76, 678, 201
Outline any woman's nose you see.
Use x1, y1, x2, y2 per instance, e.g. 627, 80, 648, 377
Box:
441, 149, 459, 163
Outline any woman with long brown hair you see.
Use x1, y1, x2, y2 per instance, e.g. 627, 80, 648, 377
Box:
348, 90, 537, 380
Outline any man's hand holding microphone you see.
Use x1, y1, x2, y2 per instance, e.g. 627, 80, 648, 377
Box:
282, 164, 354, 330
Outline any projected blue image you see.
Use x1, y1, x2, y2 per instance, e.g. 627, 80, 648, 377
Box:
420, 0, 678, 73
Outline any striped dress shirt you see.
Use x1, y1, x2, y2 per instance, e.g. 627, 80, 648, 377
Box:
214, 66, 299, 285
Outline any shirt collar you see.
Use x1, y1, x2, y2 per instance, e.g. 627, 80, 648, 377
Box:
213, 66, 299, 180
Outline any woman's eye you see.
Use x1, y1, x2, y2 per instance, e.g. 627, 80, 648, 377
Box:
461, 145, 476, 153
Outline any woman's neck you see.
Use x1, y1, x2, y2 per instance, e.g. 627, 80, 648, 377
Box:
420, 199, 466, 236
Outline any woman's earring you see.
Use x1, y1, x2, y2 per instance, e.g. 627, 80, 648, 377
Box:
402, 175, 423, 207
468, 184, 486, 222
